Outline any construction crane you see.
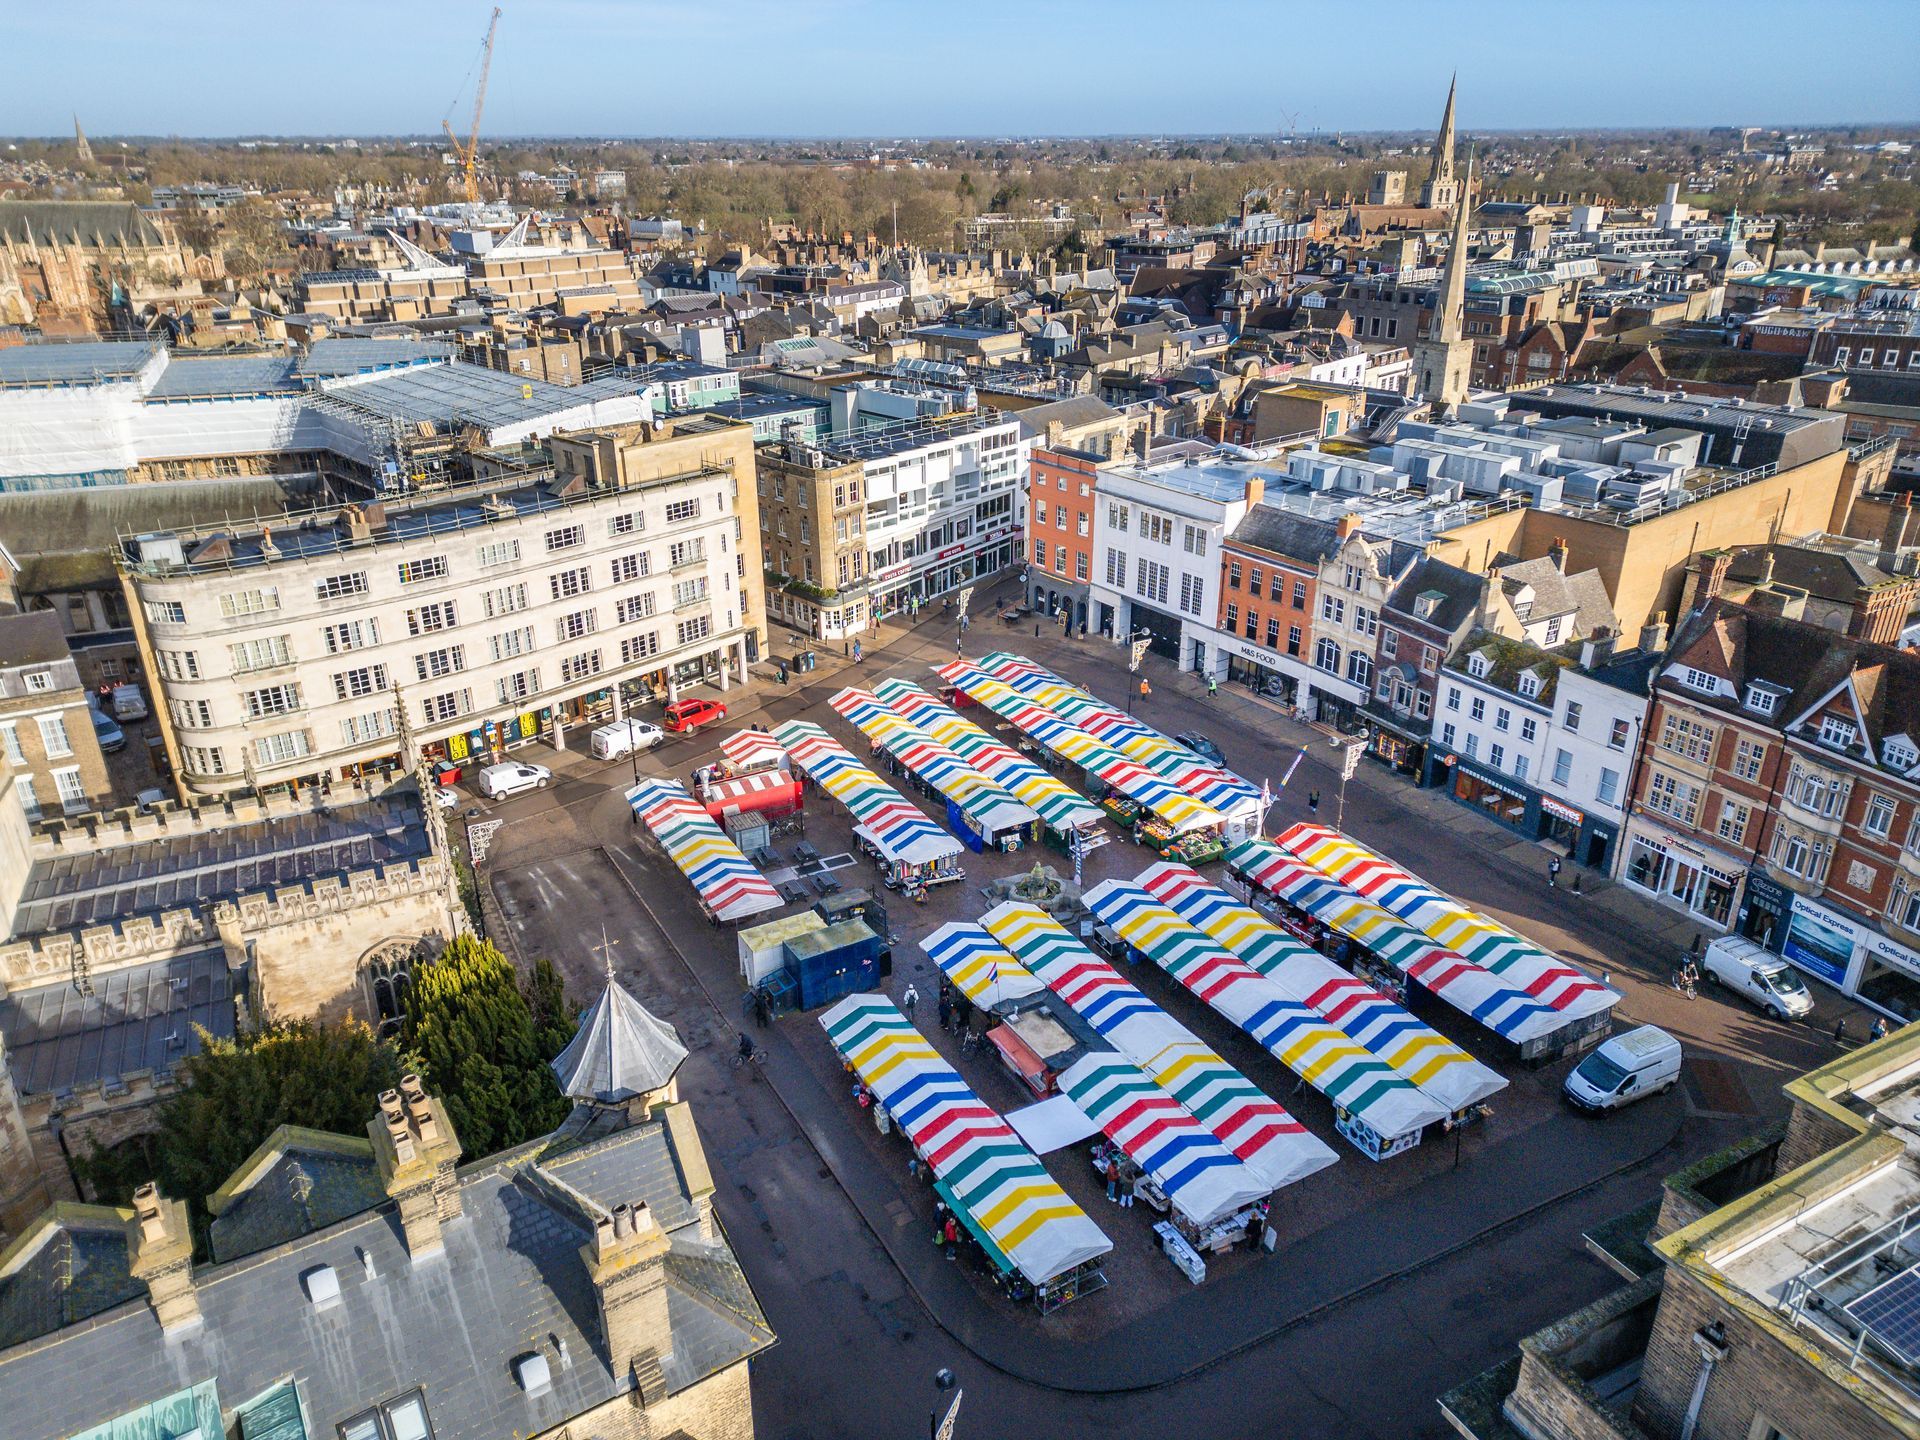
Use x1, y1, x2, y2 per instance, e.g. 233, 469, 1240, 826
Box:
442, 6, 502, 206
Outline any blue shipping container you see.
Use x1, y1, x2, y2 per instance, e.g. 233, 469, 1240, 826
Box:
785, 919, 884, 1010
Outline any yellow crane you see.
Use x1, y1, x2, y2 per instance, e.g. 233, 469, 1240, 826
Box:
442, 6, 502, 206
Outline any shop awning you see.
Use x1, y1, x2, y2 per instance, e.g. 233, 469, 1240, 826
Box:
772, 720, 963, 866
1057, 1053, 1272, 1227
820, 994, 1112, 1286
1137, 863, 1507, 1113
719, 729, 789, 772
1226, 838, 1572, 1045
979, 901, 1337, 1191
704, 769, 800, 812
1083, 880, 1447, 1146
922, 921, 1045, 1008
625, 779, 783, 922
1004, 1094, 1104, 1156
829, 688, 1040, 836
1275, 823, 1618, 1022
873, 679, 1106, 834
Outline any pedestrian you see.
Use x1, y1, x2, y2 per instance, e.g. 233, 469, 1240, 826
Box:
1035, 623, 1041, 638
1105, 1163, 1119, 1204
754, 991, 770, 1029
1307, 790, 1320, 815
1208, 676, 1218, 698
1835, 1016, 1849, 1045
907, 1155, 922, 1182
1872, 1016, 1891, 1042
902, 983, 919, 1016
1548, 857, 1563, 889
938, 993, 952, 1032
1139, 678, 1150, 702
1118, 1177, 1133, 1209
943, 1214, 959, 1260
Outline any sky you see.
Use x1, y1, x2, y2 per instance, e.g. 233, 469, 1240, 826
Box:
5, 0, 1918, 139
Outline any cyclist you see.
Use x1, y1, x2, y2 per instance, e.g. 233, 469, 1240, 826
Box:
737, 1032, 757, 1063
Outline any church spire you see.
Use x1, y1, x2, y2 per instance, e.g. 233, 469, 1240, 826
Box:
1435, 150, 1475, 345
73, 115, 94, 168
1432, 73, 1458, 189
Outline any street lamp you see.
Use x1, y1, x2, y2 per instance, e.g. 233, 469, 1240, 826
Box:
929, 1368, 960, 1440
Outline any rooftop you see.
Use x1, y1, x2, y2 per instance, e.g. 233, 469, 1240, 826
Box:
295, 337, 455, 378
813, 408, 1018, 464
144, 354, 301, 401
0, 341, 162, 390
322, 359, 646, 430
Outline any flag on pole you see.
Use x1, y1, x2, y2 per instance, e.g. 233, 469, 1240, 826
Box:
1280, 746, 1306, 788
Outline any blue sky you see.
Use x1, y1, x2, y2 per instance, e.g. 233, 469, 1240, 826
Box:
5, 0, 1917, 138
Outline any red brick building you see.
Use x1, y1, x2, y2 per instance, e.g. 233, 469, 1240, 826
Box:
1024, 445, 1100, 628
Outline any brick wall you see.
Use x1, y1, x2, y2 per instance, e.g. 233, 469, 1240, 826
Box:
1777, 1095, 1863, 1175
537, 1359, 756, 1440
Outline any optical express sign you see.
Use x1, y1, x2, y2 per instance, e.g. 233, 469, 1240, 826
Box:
1781, 892, 1920, 987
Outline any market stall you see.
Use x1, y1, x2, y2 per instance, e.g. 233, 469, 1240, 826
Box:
1138, 863, 1507, 1115
625, 778, 784, 923
1225, 838, 1579, 1057
818, 994, 1112, 1310
872, 679, 1108, 854
698, 768, 802, 823
979, 901, 1338, 1191
718, 728, 791, 775
1083, 880, 1445, 1161
829, 688, 1040, 852
922, 921, 1045, 1009
1276, 823, 1619, 1025
772, 720, 965, 890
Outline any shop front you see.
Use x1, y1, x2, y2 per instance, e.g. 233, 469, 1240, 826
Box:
1620, 821, 1743, 930
1365, 714, 1427, 781
1446, 757, 1534, 837
1537, 793, 1620, 870
1756, 887, 1920, 1021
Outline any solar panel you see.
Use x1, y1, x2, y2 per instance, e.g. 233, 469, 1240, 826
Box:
1846, 1263, 1920, 1367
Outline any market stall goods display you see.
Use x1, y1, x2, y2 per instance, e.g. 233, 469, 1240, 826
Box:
873, 679, 1106, 835
1082, 881, 1446, 1151
829, 688, 1040, 836
922, 921, 1045, 1008
1275, 823, 1619, 1021
1056, 1053, 1271, 1228
625, 778, 783, 922
937, 662, 1224, 834
1138, 863, 1507, 1114
772, 720, 961, 866
979, 902, 1338, 1191
1226, 839, 1569, 1045
819, 994, 1112, 1285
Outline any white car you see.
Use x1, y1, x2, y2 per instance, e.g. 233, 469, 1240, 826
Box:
433, 786, 460, 811
590, 718, 665, 761
476, 762, 552, 800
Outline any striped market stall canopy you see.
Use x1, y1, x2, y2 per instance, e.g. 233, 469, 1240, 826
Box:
1057, 1053, 1271, 1227
979, 901, 1337, 1191
703, 769, 797, 811
873, 679, 1105, 834
771, 720, 961, 866
819, 994, 1111, 1285
1226, 839, 1569, 1045
719, 729, 788, 772
921, 921, 1045, 1008
1137, 863, 1506, 1113
828, 688, 1039, 835
625, 778, 783, 922
1276, 823, 1618, 1022
936, 662, 1223, 834
1083, 880, 1446, 1150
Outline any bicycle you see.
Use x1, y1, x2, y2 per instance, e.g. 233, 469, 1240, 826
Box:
1671, 966, 1698, 1000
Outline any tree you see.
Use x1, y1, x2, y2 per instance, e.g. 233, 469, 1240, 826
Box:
73, 1019, 403, 1250
402, 936, 573, 1158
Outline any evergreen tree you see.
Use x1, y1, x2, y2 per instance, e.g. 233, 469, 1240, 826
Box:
402, 936, 572, 1158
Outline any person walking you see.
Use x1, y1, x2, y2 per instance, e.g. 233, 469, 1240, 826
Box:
1307, 789, 1320, 816
1139, 678, 1151, 704
1207, 676, 1218, 698
1548, 857, 1563, 889
902, 983, 919, 1017
1872, 1015, 1891, 1042
937, 991, 953, 1032
943, 1214, 959, 1260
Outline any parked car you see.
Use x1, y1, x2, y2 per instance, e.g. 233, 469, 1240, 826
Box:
1703, 936, 1815, 1021
1174, 731, 1226, 766
663, 698, 727, 734
1564, 1025, 1682, 1112
475, 762, 552, 800
590, 718, 665, 760
91, 708, 126, 753
135, 787, 169, 814
109, 683, 149, 722
432, 785, 460, 811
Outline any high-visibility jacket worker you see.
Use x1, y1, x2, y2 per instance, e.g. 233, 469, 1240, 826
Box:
1139, 679, 1151, 699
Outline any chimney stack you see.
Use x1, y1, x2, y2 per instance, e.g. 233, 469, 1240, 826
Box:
581, 1198, 674, 1392
127, 1183, 200, 1333
1639, 610, 1670, 655
369, 1075, 463, 1260
1579, 627, 1616, 671
1337, 513, 1362, 539
1549, 536, 1570, 573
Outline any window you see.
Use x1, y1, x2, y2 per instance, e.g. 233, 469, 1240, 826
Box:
544, 524, 585, 552
1077, 513, 1090, 538
665, 497, 700, 525
1788, 763, 1848, 818
677, 615, 712, 646
324, 619, 380, 653
1775, 830, 1828, 882
421, 689, 471, 724
560, 650, 604, 683
1717, 800, 1751, 846
1107, 502, 1130, 533
1658, 714, 1716, 763
1887, 738, 1919, 771
1866, 792, 1898, 839
1494, 707, 1511, 733
1179, 573, 1204, 617
1184, 524, 1206, 556
1348, 652, 1372, 689
1032, 538, 1048, 565
395, 560, 447, 587
1320, 595, 1345, 625
1468, 652, 1491, 679
1470, 697, 1486, 722
1552, 749, 1573, 786
0, 722, 20, 765
218, 587, 279, 620
157, 649, 201, 681
1292, 579, 1307, 608
621, 632, 661, 664
669, 538, 705, 568
1441, 723, 1457, 747
1744, 685, 1779, 716
253, 730, 312, 765
414, 646, 465, 681
610, 552, 649, 583
1229, 561, 1243, 590
230, 635, 291, 673
1076, 553, 1090, 581
338, 1389, 435, 1440
244, 683, 302, 719
489, 626, 536, 662
1056, 544, 1068, 574
550, 567, 591, 601
1521, 717, 1538, 743
1315, 637, 1341, 673
615, 593, 656, 624
1465, 734, 1479, 759
1055, 505, 1067, 529
1288, 625, 1302, 656
1601, 761, 1623, 801
14, 775, 35, 820
673, 578, 709, 608
609, 512, 640, 537
1248, 565, 1263, 594
340, 709, 399, 746
497, 669, 539, 703
1354, 606, 1378, 639
1818, 715, 1859, 749
316, 572, 369, 601
1105, 549, 1126, 588
406, 601, 457, 635
1679, 666, 1718, 693
477, 538, 521, 568
183, 745, 226, 776
1564, 701, 1582, 733
1517, 671, 1540, 699
557, 610, 598, 642
1490, 743, 1506, 770
1266, 617, 1281, 649
36, 715, 72, 758
1135, 559, 1170, 605
1445, 687, 1460, 712
1607, 717, 1631, 751
1141, 513, 1173, 544
1382, 631, 1398, 660
144, 599, 186, 625
1646, 769, 1701, 825
171, 698, 214, 730
333, 665, 390, 701
1730, 737, 1767, 782
1515, 755, 1530, 781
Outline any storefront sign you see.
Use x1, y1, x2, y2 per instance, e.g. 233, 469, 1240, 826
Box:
873, 562, 910, 584
1862, 926, 1920, 983
1781, 895, 1858, 987
1457, 761, 1526, 802
1742, 867, 1791, 921
1540, 796, 1584, 825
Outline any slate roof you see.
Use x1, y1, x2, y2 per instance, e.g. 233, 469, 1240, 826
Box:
0, 202, 168, 250
550, 976, 689, 1104
205, 1128, 384, 1265
1495, 557, 1618, 637
0, 611, 75, 668
1384, 555, 1486, 633
1228, 504, 1342, 565
1725, 543, 1904, 604
1447, 629, 1576, 706
0, 1110, 773, 1440
0, 1205, 141, 1350
1015, 395, 1118, 441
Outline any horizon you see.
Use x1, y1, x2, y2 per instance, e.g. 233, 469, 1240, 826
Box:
5, 0, 1917, 140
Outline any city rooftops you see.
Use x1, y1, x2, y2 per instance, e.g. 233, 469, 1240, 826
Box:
1102, 452, 1271, 505
811, 408, 1019, 464
0, 341, 163, 390
321, 358, 649, 430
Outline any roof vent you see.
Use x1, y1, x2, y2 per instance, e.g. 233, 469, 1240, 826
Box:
513, 1351, 553, 1396
302, 1264, 341, 1311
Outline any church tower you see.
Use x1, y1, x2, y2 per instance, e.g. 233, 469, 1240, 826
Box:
1418, 76, 1459, 211
1412, 153, 1477, 414
72, 116, 94, 168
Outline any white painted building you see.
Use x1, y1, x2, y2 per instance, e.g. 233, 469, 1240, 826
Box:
1539, 645, 1651, 872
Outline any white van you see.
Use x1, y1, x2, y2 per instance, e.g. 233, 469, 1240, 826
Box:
476, 762, 551, 800
1564, 1026, 1683, 1112
1703, 936, 1815, 1021
109, 683, 149, 722
590, 719, 663, 761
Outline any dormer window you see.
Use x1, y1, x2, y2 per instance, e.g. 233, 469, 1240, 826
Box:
1517, 672, 1541, 699
1680, 666, 1717, 694
1744, 685, 1779, 716
1468, 652, 1492, 679
1887, 738, 1918, 771
1818, 716, 1858, 750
